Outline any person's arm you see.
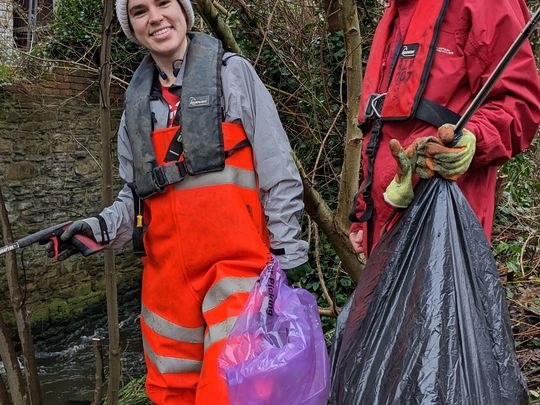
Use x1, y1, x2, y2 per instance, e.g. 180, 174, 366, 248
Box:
221, 54, 309, 269
464, 0, 540, 167
81, 113, 135, 249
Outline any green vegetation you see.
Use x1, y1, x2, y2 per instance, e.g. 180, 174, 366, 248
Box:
0, 64, 16, 86
44, 0, 144, 81
115, 377, 150, 405
2, 0, 539, 401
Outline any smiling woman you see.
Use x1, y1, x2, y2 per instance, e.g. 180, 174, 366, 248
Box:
54, 0, 312, 404
117, 0, 192, 85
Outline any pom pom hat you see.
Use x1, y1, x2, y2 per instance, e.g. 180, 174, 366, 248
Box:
116, 0, 194, 43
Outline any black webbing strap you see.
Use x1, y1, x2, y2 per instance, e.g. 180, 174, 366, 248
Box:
350, 98, 461, 253
164, 127, 184, 163
136, 161, 188, 199
415, 98, 461, 128
93, 215, 110, 245
128, 184, 147, 257
225, 139, 251, 158
357, 119, 383, 225
355, 119, 383, 253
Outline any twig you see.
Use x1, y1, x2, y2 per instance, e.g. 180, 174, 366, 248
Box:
310, 105, 344, 180
254, 0, 279, 67
15, 49, 129, 86
314, 223, 336, 314
212, 0, 229, 16
519, 232, 534, 278
70, 135, 103, 171
91, 337, 104, 405
319, 307, 338, 317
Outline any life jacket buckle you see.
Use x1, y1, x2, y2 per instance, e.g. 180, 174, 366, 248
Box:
151, 166, 168, 191
364, 93, 386, 119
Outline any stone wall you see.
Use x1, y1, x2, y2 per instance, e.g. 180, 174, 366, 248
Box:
0, 82, 139, 326
18, 65, 125, 100
0, 0, 13, 61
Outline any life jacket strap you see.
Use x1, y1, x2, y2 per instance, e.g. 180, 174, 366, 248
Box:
351, 97, 461, 254
135, 162, 188, 200
225, 139, 251, 158
414, 98, 461, 128
128, 184, 147, 257
164, 127, 184, 163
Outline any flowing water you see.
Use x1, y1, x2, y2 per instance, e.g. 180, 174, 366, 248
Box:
1, 287, 146, 405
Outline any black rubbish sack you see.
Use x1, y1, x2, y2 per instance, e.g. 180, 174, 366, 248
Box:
330, 177, 527, 405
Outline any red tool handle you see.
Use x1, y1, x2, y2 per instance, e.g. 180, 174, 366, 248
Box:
49, 225, 104, 260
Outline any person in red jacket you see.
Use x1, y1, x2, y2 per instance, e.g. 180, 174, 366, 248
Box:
349, 0, 540, 256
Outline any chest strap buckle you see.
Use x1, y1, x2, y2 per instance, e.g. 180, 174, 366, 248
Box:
137, 162, 188, 199
364, 93, 386, 119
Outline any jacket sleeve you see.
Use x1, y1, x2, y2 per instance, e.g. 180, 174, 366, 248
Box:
221, 54, 309, 269
464, 0, 540, 167
83, 113, 135, 249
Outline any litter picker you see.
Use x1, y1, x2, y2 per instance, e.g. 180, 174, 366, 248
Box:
0, 221, 103, 260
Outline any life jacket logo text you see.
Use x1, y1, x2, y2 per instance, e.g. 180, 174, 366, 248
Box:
188, 96, 210, 108
400, 44, 419, 59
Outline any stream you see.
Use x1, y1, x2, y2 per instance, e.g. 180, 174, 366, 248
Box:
1, 287, 146, 405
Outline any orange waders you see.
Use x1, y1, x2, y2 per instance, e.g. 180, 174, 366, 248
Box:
140, 122, 271, 404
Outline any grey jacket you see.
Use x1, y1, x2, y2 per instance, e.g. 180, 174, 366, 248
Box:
85, 52, 308, 269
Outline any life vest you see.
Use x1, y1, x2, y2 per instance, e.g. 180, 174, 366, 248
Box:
358, 0, 455, 123
352, 0, 462, 253
124, 33, 226, 200
123, 33, 251, 255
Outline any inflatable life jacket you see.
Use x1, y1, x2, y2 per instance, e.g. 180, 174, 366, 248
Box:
123, 33, 251, 255
124, 33, 226, 200
358, 0, 457, 124
351, 0, 462, 251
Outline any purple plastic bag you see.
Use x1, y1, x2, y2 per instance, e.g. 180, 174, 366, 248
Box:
218, 256, 330, 405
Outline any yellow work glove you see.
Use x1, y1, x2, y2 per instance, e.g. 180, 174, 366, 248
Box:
383, 139, 416, 208
416, 124, 476, 180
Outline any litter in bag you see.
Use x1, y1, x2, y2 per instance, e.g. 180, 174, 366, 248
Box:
219, 256, 330, 405
330, 177, 527, 405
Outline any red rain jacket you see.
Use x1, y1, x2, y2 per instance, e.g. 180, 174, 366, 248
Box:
352, 0, 540, 255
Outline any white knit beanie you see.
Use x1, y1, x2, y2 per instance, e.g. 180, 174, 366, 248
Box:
116, 0, 195, 43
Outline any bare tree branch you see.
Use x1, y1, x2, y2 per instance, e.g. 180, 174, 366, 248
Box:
0, 186, 41, 404
195, 0, 242, 53
335, 0, 364, 231
0, 311, 26, 405
99, 1, 121, 403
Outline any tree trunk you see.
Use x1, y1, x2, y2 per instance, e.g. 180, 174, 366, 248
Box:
302, 0, 364, 280
0, 187, 41, 404
195, 0, 242, 53
335, 0, 363, 232
91, 337, 104, 405
0, 310, 26, 405
299, 165, 361, 282
197, 0, 364, 281
99, 1, 121, 403
0, 373, 13, 405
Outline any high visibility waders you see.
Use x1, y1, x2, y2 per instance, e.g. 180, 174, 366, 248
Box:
141, 122, 271, 404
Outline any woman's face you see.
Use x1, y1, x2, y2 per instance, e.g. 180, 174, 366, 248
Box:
128, 0, 187, 58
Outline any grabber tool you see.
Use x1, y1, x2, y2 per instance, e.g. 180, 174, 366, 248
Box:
0, 221, 103, 260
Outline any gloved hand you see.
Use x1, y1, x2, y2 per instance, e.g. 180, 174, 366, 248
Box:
47, 220, 96, 261
383, 139, 417, 208
416, 124, 476, 180
286, 262, 311, 286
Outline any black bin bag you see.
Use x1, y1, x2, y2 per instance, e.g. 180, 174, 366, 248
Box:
330, 177, 527, 405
